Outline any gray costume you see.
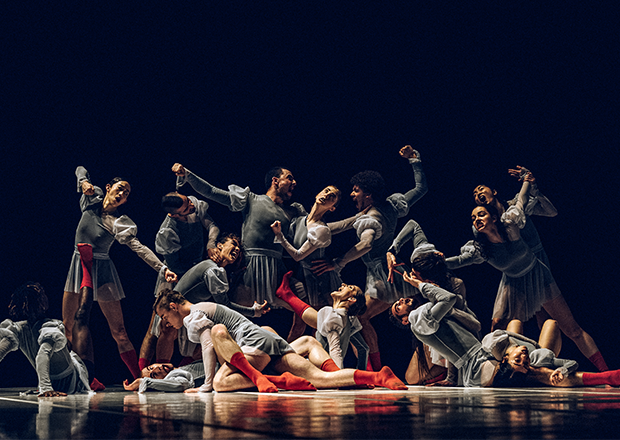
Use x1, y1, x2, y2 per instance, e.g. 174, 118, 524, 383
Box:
182, 302, 295, 392
334, 156, 428, 303
177, 169, 306, 306
138, 361, 205, 393
0, 319, 90, 395
65, 166, 167, 301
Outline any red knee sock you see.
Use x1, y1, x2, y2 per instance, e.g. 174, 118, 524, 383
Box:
354, 366, 407, 390
265, 372, 317, 391
77, 243, 94, 289
588, 351, 609, 372
369, 352, 382, 372
582, 370, 620, 387
229, 352, 278, 393
320, 359, 340, 372
275, 271, 310, 317
138, 358, 150, 371
120, 349, 141, 379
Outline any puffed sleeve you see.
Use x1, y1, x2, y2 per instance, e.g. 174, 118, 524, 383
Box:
501, 205, 527, 229
228, 184, 252, 212
386, 193, 409, 218
445, 240, 486, 269
529, 348, 579, 377
203, 265, 229, 295
183, 311, 215, 344
307, 223, 332, 248
155, 228, 182, 255
114, 216, 165, 272
0, 320, 20, 363
139, 369, 194, 393
37, 322, 67, 353
481, 330, 511, 361
353, 215, 383, 241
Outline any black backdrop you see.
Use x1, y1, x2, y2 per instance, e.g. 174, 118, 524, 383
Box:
3, 2, 618, 386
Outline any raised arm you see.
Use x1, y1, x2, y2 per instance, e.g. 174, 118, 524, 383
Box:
508, 166, 558, 217
173, 163, 234, 208
445, 240, 486, 270
398, 146, 428, 212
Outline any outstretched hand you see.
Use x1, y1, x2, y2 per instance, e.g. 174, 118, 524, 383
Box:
402, 270, 422, 288
208, 247, 222, 264
123, 378, 142, 391
39, 390, 67, 397
311, 259, 335, 276
508, 165, 536, 183
172, 163, 186, 176
386, 252, 404, 284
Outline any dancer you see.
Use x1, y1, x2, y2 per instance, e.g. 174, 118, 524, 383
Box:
139, 191, 220, 370
172, 163, 308, 341
449, 171, 607, 371
153, 233, 270, 366
1, 282, 91, 396
275, 272, 368, 369
312, 145, 428, 371
62, 166, 177, 388
154, 290, 407, 392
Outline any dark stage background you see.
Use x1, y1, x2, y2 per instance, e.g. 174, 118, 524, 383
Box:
3, 2, 618, 386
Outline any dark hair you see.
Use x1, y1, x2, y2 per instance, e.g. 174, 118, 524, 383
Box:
492, 360, 528, 387
411, 253, 453, 292
153, 288, 187, 312
350, 171, 386, 201
347, 289, 367, 316
9, 282, 49, 324
389, 312, 410, 330
107, 177, 126, 187
161, 192, 184, 213
265, 167, 285, 190
473, 203, 509, 250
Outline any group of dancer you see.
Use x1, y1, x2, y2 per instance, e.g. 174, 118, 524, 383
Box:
3, 146, 620, 396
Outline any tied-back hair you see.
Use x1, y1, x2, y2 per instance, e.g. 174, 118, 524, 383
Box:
153, 288, 187, 312
161, 192, 184, 213
473, 203, 509, 251
411, 253, 453, 292
9, 282, 49, 324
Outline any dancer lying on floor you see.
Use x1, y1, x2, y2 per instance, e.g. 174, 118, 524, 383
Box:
0, 282, 91, 396
275, 271, 368, 369
154, 289, 407, 392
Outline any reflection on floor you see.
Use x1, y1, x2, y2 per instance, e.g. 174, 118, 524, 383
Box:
2, 385, 620, 439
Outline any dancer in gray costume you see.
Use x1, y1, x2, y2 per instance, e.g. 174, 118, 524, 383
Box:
312, 145, 428, 371
171, 163, 308, 341
62, 166, 177, 383
1, 283, 90, 396
123, 360, 205, 393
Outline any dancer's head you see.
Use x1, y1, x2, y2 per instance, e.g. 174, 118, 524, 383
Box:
389, 297, 416, 328
141, 363, 174, 379
314, 185, 341, 211
350, 171, 385, 211
471, 204, 501, 236
105, 177, 131, 209
9, 282, 49, 324
411, 252, 452, 292
265, 167, 296, 201
162, 192, 196, 218
216, 233, 242, 267
153, 289, 189, 330
472, 184, 498, 207
331, 284, 366, 316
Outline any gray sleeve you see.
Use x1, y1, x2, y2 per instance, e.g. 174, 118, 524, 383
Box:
139, 372, 194, 393
35, 342, 55, 394
183, 170, 234, 208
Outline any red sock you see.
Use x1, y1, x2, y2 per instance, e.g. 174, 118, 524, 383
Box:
275, 271, 310, 317
354, 366, 407, 390
90, 378, 105, 391
77, 243, 94, 289
582, 370, 620, 387
320, 359, 340, 372
367, 360, 373, 371
120, 349, 141, 379
138, 358, 149, 371
369, 352, 382, 371
229, 352, 278, 393
588, 351, 609, 372
265, 372, 317, 391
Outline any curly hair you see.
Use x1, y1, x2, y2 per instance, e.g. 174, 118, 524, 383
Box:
9, 282, 49, 324
350, 170, 386, 201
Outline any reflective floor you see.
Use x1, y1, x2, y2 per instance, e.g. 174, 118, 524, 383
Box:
2, 385, 620, 439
